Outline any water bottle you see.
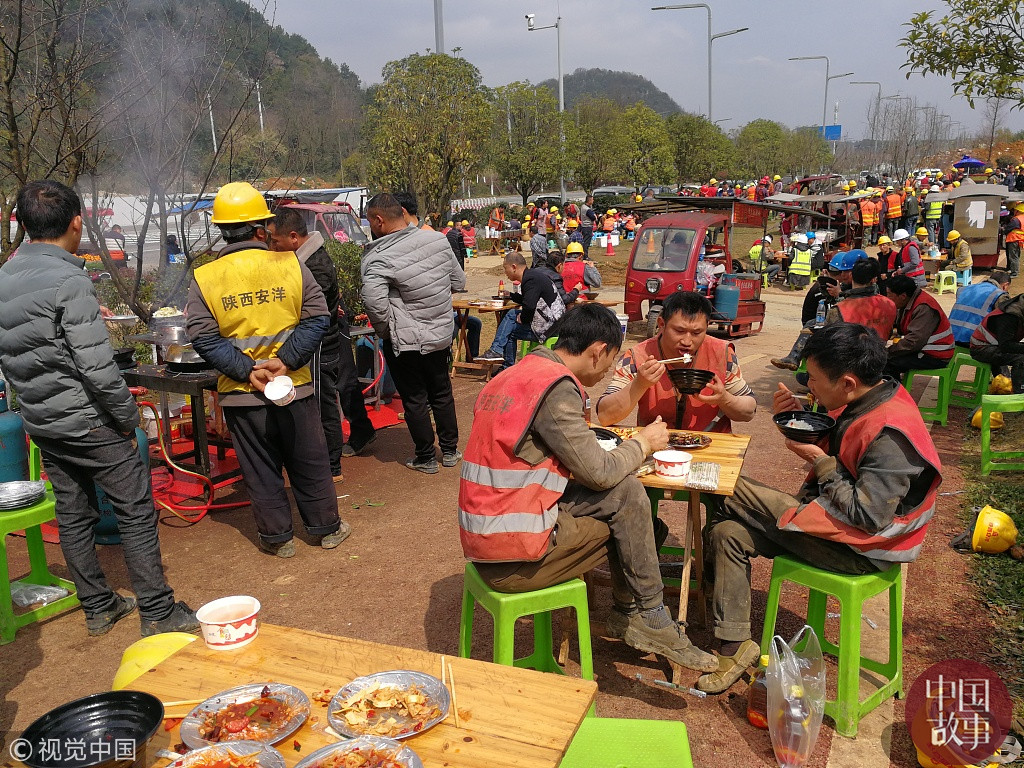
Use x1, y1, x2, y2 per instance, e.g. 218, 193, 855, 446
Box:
815, 299, 826, 327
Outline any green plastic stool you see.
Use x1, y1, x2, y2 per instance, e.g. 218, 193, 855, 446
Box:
934, 270, 957, 294
948, 350, 992, 409
980, 394, 1024, 475
903, 359, 954, 425
517, 335, 558, 360
760, 555, 903, 738
458, 562, 593, 680
0, 442, 80, 644
560, 717, 693, 768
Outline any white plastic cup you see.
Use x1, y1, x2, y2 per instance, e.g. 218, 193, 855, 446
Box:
616, 313, 629, 337
263, 375, 295, 406
653, 449, 693, 480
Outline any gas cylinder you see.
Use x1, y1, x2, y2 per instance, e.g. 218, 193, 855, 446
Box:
0, 380, 28, 482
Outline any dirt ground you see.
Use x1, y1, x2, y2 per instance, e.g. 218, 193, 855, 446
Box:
1, 251, 1018, 768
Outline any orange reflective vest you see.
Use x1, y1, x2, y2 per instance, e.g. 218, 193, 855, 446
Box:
602, 215, 615, 232
1006, 214, 1024, 244
778, 385, 941, 562
561, 260, 585, 292
625, 215, 636, 231
899, 289, 955, 360
487, 209, 505, 230
634, 335, 733, 432
859, 200, 877, 226
837, 294, 898, 341
458, 354, 585, 562
885, 193, 903, 219
896, 241, 926, 279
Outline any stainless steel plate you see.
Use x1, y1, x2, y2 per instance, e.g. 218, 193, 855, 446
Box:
327, 671, 449, 741
180, 684, 310, 750
294, 737, 423, 768
0, 481, 47, 510
168, 741, 285, 768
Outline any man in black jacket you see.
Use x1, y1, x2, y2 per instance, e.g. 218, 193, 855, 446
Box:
268, 209, 376, 476
0, 180, 198, 637
477, 251, 567, 368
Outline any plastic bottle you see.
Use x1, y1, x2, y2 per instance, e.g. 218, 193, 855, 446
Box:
815, 299, 826, 327
747, 654, 770, 729
498, 279, 505, 298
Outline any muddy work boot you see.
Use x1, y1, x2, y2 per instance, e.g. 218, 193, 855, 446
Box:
259, 538, 296, 558
770, 354, 801, 371
86, 594, 137, 637
696, 639, 762, 693
140, 601, 200, 638
622, 605, 718, 672
321, 520, 352, 550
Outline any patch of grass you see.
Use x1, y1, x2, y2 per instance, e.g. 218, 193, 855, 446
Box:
956, 415, 1024, 724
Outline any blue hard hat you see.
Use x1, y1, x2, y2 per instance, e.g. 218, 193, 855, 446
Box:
828, 250, 865, 271
806, 230, 816, 239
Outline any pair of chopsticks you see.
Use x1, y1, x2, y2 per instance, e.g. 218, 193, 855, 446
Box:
660, 356, 693, 366
439, 655, 462, 728
161, 698, 203, 718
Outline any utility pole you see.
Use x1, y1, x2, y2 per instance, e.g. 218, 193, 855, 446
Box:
255, 80, 265, 135
207, 93, 217, 154
433, 0, 444, 55
526, 10, 565, 203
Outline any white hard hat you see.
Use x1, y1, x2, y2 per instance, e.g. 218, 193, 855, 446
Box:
893, 228, 910, 241
763, 234, 773, 244
930, 185, 941, 192
792, 233, 808, 245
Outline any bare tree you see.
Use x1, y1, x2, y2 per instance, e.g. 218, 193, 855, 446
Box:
982, 97, 1008, 164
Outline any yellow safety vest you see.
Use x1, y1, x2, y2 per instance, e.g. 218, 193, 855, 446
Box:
193, 248, 311, 395
788, 247, 812, 276
923, 200, 943, 220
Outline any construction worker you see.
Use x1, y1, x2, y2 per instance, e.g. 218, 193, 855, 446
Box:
887, 229, 927, 288
915, 226, 933, 252
749, 235, 779, 281
949, 270, 1011, 347
186, 182, 350, 557
460, 219, 477, 257
884, 275, 955, 378
1003, 201, 1024, 278
883, 186, 903, 238
903, 185, 920, 232
546, 206, 559, 236
602, 208, 616, 233
944, 230, 972, 273
487, 205, 506, 253
746, 183, 756, 201
827, 258, 897, 341
922, 185, 943, 243
859, 192, 877, 246
970, 293, 1024, 394
786, 233, 813, 290
624, 214, 637, 240
773, 174, 783, 195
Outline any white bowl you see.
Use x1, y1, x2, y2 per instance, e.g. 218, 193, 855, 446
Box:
653, 449, 693, 480
263, 375, 295, 406
195, 595, 261, 650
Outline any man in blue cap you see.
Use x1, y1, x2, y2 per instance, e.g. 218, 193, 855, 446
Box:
771, 250, 867, 370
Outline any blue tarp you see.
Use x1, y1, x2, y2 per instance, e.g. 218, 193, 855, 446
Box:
952, 155, 986, 169
166, 199, 214, 216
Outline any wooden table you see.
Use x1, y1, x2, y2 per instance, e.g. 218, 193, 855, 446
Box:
638, 430, 750, 682
132, 623, 596, 768
451, 299, 516, 379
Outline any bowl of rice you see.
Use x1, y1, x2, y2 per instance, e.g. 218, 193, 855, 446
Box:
772, 410, 836, 444
590, 427, 623, 452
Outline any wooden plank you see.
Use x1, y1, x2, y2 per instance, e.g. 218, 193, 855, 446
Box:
132, 624, 596, 768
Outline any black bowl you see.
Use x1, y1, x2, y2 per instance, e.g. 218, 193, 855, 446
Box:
666, 368, 715, 395
583, 290, 600, 299
773, 410, 837, 444
19, 690, 163, 768
591, 427, 623, 448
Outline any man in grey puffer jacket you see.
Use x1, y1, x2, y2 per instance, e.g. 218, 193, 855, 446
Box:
361, 193, 466, 473
0, 180, 197, 637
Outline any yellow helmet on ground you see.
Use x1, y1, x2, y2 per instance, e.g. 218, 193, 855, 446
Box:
972, 408, 1004, 429
877, 235, 893, 245
947, 229, 961, 240
211, 182, 273, 224
916, 227, 929, 237
971, 506, 1018, 554
566, 242, 584, 255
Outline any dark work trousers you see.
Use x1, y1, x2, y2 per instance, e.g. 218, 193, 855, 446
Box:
1006, 240, 1021, 277
382, 340, 459, 461
224, 396, 341, 544
312, 345, 344, 475
34, 426, 176, 621
581, 226, 594, 257
884, 351, 948, 378
337, 325, 375, 446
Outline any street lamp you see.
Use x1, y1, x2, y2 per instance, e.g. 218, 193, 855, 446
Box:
789, 55, 851, 134
433, 0, 444, 55
526, 11, 565, 203
652, 4, 747, 123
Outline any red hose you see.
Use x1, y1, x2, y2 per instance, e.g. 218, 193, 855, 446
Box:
138, 401, 248, 524
361, 348, 385, 395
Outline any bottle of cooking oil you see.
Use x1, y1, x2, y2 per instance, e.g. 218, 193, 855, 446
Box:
746, 654, 770, 729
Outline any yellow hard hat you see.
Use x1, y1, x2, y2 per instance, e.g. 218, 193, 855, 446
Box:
953, 180, 960, 187
971, 505, 1018, 554
461, 220, 469, 226
874, 190, 883, 197
550, 206, 559, 213
566, 218, 578, 228
972, 408, 1004, 429
527, 201, 536, 207
936, 171, 943, 178
916, 227, 929, 237
709, 178, 717, 184
211, 182, 273, 224
608, 208, 617, 214
985, 167, 994, 174
990, 374, 1014, 395
849, 180, 857, 187
877, 235, 893, 245
523, 215, 531, 221
1014, 202, 1024, 212
566, 242, 584, 255
635, 194, 643, 202
773, 175, 781, 181
886, 185, 894, 191
947, 229, 961, 240
447, 220, 454, 226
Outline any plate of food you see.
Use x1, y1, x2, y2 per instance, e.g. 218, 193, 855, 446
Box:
294, 737, 422, 768
668, 432, 712, 450
604, 425, 642, 441
167, 741, 285, 768
180, 683, 310, 749
327, 671, 449, 740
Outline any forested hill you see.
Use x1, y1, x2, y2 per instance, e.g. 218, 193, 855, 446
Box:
538, 68, 682, 114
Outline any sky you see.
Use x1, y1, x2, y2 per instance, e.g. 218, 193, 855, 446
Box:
251, 0, 1022, 141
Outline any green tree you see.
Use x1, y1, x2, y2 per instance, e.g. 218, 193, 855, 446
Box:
365, 53, 490, 215
489, 82, 561, 205
901, 1, 1024, 109
566, 96, 627, 194
665, 113, 735, 183
783, 127, 832, 177
621, 103, 674, 187
734, 119, 787, 178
